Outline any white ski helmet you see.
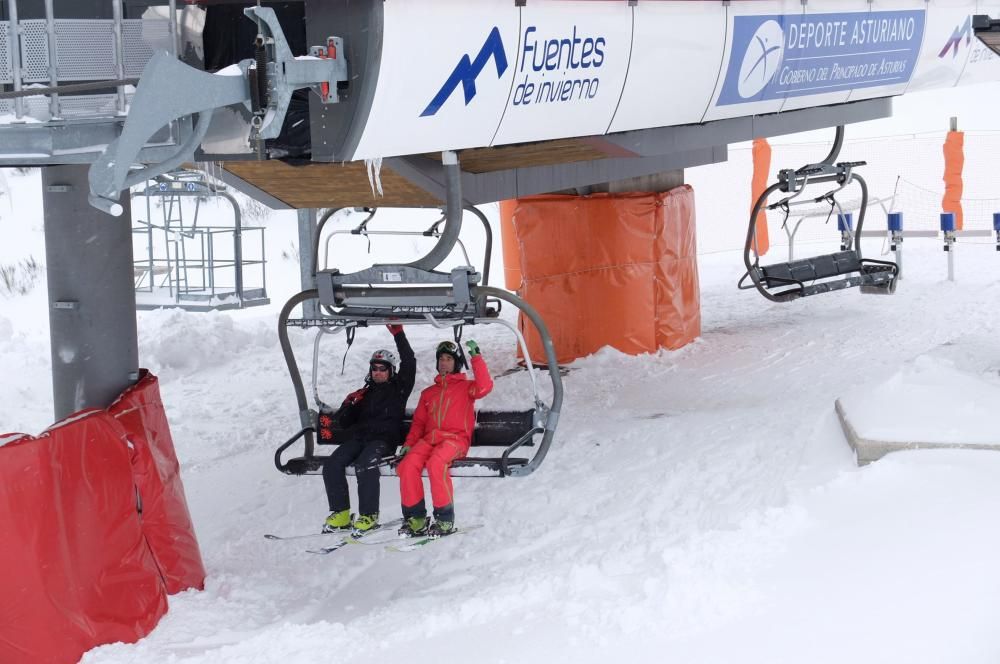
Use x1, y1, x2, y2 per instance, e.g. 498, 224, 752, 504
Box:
369, 348, 399, 374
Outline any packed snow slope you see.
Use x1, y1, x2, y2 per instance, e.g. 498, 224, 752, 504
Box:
91, 247, 1000, 664
2, 148, 1000, 662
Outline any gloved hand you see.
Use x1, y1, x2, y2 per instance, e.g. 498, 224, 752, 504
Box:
386, 323, 404, 336
343, 387, 366, 406
465, 339, 481, 357
398, 445, 411, 456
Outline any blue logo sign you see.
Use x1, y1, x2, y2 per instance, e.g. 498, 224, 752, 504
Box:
939, 16, 972, 59
421, 27, 508, 117
717, 10, 925, 106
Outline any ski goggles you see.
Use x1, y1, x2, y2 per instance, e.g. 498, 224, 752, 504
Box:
436, 341, 459, 355
370, 363, 391, 373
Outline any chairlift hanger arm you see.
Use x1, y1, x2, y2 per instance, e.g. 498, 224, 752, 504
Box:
315, 204, 494, 286
88, 6, 347, 215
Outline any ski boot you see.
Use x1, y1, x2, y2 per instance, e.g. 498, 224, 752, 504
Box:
322, 509, 352, 534
352, 513, 380, 538
398, 516, 428, 538
428, 520, 455, 538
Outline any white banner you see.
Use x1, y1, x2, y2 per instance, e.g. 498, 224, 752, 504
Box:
492, 1, 633, 145
347, 0, 996, 162
352, 0, 517, 160
608, 2, 726, 134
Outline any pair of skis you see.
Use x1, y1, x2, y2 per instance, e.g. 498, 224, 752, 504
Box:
263, 519, 481, 554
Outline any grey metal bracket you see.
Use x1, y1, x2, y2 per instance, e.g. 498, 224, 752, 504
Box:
88, 7, 347, 215
246, 6, 347, 141
88, 53, 250, 215
317, 266, 481, 309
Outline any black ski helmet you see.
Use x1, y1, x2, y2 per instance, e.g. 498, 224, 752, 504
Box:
435, 340, 466, 372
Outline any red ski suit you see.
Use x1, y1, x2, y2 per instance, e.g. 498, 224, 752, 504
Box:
398, 354, 494, 513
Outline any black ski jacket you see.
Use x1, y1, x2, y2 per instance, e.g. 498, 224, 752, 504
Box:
336, 331, 416, 447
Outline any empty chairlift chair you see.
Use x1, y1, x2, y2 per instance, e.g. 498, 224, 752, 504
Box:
739, 126, 898, 303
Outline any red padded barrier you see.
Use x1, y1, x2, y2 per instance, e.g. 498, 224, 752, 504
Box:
0, 411, 168, 664
506, 187, 701, 363
110, 370, 206, 594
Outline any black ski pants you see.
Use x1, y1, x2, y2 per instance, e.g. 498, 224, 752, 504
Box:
322, 438, 390, 516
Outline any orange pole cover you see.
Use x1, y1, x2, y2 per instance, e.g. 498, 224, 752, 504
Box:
942, 131, 964, 231
511, 187, 700, 364
498, 200, 523, 290
751, 138, 772, 257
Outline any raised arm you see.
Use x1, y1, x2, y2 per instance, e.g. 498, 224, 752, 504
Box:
391, 326, 416, 399
468, 354, 494, 400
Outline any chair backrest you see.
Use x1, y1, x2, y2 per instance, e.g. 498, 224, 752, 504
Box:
316, 407, 537, 448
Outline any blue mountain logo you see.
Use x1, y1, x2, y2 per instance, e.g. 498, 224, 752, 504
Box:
421, 27, 508, 117
939, 16, 972, 58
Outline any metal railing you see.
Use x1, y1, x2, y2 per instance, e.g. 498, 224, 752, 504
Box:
131, 169, 269, 310
133, 225, 267, 306
1, 0, 175, 122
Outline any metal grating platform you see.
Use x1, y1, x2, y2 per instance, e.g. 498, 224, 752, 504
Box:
19, 20, 48, 82
123, 20, 170, 77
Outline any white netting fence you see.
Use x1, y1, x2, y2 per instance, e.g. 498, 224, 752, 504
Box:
691, 130, 1000, 255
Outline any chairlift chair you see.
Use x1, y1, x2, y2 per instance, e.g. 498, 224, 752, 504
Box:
739, 126, 898, 302
275, 204, 563, 478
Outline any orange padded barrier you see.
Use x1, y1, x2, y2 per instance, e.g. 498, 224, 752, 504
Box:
505, 186, 700, 364
0, 411, 169, 664
942, 130, 964, 230
751, 138, 772, 256
499, 199, 523, 290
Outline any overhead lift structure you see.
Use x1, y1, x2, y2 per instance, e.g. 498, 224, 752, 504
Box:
2, 0, 1000, 414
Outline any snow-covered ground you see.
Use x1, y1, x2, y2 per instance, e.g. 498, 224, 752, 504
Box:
3, 95, 1000, 663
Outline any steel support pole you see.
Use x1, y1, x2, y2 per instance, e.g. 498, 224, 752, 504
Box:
8, 0, 24, 119
112, 0, 126, 115
297, 208, 318, 319
168, 0, 178, 57
43, 0, 59, 119
42, 165, 138, 420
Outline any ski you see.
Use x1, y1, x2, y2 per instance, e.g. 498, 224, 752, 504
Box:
265, 518, 402, 544
304, 518, 404, 555
264, 531, 340, 542
386, 524, 484, 553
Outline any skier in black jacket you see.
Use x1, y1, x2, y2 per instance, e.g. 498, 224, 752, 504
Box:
322, 324, 416, 534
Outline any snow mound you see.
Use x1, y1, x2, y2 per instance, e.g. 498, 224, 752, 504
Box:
839, 347, 1000, 445
140, 309, 275, 373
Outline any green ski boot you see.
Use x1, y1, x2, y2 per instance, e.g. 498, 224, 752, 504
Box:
428, 520, 455, 537
322, 509, 352, 534
398, 516, 428, 537
352, 513, 380, 536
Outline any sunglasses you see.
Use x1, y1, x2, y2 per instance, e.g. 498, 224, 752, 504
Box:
370, 365, 391, 373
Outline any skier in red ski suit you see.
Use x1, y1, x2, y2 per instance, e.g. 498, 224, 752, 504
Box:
397, 339, 493, 537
